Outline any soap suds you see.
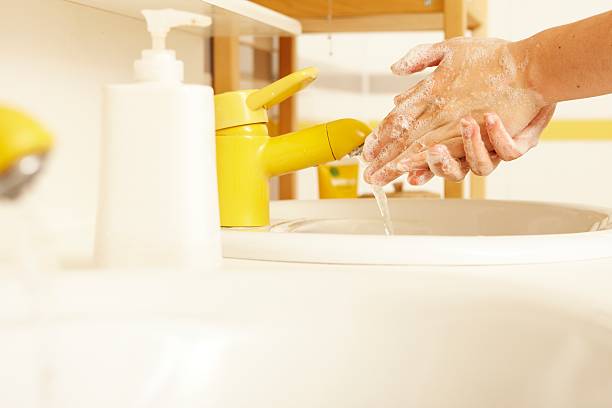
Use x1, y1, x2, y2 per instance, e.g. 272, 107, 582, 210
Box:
391, 43, 445, 75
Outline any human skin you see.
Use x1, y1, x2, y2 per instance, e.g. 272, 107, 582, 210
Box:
363, 10, 612, 186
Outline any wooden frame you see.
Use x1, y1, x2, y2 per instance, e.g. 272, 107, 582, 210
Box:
278, 37, 297, 200
300, 13, 482, 33
441, 0, 468, 199
252, 0, 484, 33
212, 36, 240, 93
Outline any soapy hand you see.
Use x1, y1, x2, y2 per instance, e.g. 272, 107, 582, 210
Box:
401, 104, 556, 184
363, 37, 551, 185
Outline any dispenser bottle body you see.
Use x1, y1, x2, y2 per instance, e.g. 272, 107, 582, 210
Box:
96, 83, 220, 269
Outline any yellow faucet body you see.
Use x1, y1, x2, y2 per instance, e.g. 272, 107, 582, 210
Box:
215, 68, 370, 227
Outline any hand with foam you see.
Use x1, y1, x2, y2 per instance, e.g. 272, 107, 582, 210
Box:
362, 37, 551, 186
400, 105, 556, 185
364, 10, 612, 186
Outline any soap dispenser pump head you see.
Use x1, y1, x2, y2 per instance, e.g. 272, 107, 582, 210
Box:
143, 9, 211, 51
135, 9, 212, 83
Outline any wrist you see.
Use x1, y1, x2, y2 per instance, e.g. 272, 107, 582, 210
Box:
508, 36, 551, 104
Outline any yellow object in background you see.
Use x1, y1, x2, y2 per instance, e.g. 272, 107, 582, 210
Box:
0, 107, 53, 174
318, 158, 359, 199
540, 120, 612, 141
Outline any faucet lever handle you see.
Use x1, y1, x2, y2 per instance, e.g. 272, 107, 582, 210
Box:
247, 67, 318, 111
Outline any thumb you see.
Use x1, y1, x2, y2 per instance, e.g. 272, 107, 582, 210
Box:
391, 43, 446, 76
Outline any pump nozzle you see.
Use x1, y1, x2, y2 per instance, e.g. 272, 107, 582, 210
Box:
143, 9, 212, 51
135, 9, 212, 82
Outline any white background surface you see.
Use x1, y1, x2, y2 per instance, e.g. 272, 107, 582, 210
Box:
0, 0, 208, 255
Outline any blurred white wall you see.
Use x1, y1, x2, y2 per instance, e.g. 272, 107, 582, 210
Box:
295, 0, 612, 206
0, 0, 208, 257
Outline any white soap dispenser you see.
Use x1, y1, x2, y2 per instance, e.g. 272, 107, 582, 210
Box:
96, 9, 220, 271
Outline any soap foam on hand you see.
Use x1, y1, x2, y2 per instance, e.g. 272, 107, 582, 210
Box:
363, 37, 549, 187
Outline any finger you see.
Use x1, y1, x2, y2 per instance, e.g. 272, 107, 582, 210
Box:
390, 121, 465, 172
487, 104, 556, 162
366, 166, 403, 186
394, 76, 435, 106
415, 120, 464, 150
362, 131, 379, 161
485, 114, 528, 161
395, 136, 465, 172
391, 43, 446, 76
362, 102, 427, 162
394, 86, 418, 107
485, 113, 523, 161
364, 139, 408, 185
460, 116, 500, 176
365, 127, 459, 185
513, 104, 556, 147
365, 133, 454, 185
407, 169, 434, 186
365, 73, 447, 163
426, 144, 469, 182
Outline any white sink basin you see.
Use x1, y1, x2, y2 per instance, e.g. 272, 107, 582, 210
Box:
222, 199, 612, 265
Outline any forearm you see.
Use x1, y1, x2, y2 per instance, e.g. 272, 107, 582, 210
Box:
511, 10, 612, 103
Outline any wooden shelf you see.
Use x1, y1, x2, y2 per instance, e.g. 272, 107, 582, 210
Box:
299, 12, 481, 33
65, 0, 302, 36
252, 0, 482, 33
252, 0, 444, 18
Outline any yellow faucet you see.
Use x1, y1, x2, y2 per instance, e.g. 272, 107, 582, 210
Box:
0, 107, 53, 198
215, 67, 370, 227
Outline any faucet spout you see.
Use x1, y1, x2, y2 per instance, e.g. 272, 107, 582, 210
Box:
264, 119, 370, 177
326, 118, 371, 159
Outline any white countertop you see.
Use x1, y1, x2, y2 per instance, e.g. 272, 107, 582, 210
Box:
3, 251, 611, 329
1, 256, 610, 407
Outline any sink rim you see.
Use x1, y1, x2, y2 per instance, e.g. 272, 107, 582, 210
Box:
222, 198, 612, 266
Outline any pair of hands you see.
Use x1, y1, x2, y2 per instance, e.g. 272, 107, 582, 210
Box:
363, 37, 556, 186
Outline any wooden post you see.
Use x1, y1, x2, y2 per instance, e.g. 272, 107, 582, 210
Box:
469, 0, 488, 38
443, 0, 467, 38
443, 0, 467, 199
277, 36, 297, 200
468, 0, 488, 199
212, 37, 240, 93
253, 38, 274, 84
